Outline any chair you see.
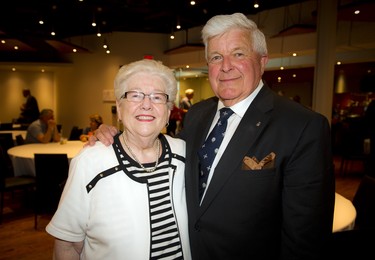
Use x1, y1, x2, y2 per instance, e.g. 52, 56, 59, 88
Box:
0, 123, 13, 130
0, 133, 14, 152
15, 134, 25, 146
0, 146, 36, 224
34, 153, 69, 229
352, 174, 375, 231
0, 133, 15, 176
69, 126, 83, 140
338, 117, 369, 175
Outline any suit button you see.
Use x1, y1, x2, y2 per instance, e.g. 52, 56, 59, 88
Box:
194, 223, 200, 231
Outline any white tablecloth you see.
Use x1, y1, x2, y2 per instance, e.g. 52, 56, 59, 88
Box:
7, 141, 85, 177
333, 193, 357, 232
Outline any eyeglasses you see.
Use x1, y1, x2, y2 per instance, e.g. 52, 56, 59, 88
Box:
121, 91, 169, 104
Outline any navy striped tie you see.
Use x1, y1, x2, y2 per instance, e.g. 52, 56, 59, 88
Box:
198, 107, 234, 200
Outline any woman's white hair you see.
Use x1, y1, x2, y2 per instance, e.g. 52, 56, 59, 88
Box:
201, 13, 268, 60
114, 59, 177, 109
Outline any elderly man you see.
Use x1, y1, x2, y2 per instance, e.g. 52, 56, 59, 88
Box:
25, 109, 61, 143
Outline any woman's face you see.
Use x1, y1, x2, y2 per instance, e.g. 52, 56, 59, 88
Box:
116, 72, 170, 139
89, 120, 99, 131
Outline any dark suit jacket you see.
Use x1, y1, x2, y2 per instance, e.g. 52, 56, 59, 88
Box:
179, 85, 335, 260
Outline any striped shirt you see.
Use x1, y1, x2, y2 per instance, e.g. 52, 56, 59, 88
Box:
117, 140, 184, 260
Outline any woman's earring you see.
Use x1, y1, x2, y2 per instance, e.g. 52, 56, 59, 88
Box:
165, 122, 169, 127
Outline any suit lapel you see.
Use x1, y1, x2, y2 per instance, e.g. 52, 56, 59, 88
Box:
185, 100, 218, 214
199, 86, 274, 212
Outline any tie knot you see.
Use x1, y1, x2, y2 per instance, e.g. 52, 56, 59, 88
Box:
219, 107, 234, 120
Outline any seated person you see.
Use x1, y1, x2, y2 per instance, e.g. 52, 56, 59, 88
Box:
80, 114, 103, 142
25, 109, 61, 143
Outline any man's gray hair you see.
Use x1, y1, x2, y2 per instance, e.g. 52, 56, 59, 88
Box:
201, 13, 268, 60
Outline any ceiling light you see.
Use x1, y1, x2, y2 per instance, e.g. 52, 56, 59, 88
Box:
14, 46, 19, 50
190, 1, 195, 6
39, 20, 44, 25
354, 10, 360, 15
254, 1, 259, 8
176, 16, 181, 30
96, 26, 101, 37
92, 14, 96, 27
73, 48, 77, 52
103, 38, 109, 49
106, 49, 110, 54
1, 40, 5, 44
51, 31, 56, 36
170, 29, 175, 39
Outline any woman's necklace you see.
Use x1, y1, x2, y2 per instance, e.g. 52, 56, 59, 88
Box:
122, 133, 160, 173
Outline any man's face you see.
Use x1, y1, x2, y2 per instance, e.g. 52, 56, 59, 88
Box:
41, 112, 54, 124
207, 28, 268, 107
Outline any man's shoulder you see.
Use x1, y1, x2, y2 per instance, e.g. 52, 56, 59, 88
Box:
189, 96, 218, 111
27, 120, 37, 127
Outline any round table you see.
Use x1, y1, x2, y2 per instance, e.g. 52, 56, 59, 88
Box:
7, 141, 85, 177
333, 193, 357, 232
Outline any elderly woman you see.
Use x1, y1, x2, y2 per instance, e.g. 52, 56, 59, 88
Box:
79, 114, 103, 142
46, 59, 191, 260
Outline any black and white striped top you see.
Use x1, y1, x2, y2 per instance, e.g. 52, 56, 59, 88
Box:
116, 140, 184, 260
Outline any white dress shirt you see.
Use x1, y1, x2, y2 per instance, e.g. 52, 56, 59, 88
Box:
200, 81, 264, 203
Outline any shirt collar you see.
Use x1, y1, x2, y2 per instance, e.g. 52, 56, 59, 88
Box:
217, 80, 264, 118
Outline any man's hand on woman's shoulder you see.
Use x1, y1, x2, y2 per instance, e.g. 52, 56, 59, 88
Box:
86, 124, 118, 147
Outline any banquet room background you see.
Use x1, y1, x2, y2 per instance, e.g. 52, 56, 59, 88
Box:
0, 0, 374, 135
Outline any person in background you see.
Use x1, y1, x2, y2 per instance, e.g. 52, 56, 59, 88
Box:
179, 88, 194, 113
46, 59, 191, 259
364, 99, 375, 177
166, 103, 182, 137
79, 114, 103, 142
18, 88, 40, 124
25, 109, 60, 144
292, 94, 301, 103
91, 13, 334, 259
179, 88, 194, 131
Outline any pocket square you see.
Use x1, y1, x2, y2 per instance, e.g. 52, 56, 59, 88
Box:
242, 152, 276, 170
